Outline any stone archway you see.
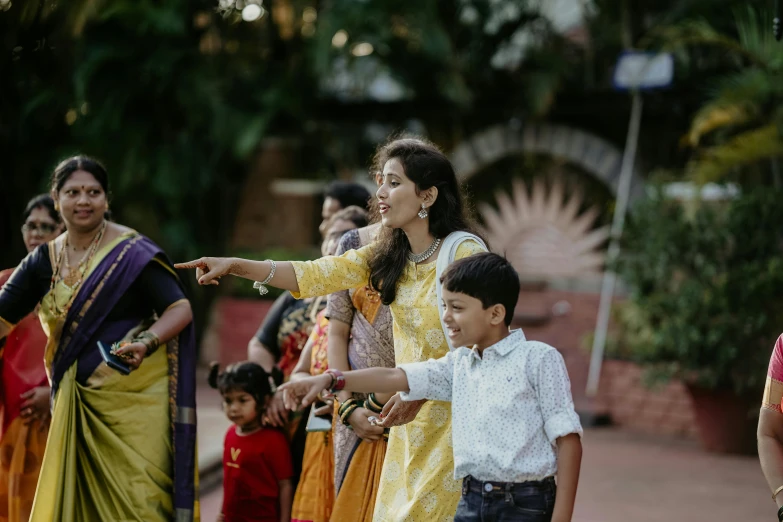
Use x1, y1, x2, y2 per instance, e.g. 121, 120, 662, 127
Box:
449, 122, 645, 201
450, 123, 648, 418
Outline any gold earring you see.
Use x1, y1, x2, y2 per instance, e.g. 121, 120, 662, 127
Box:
54, 203, 60, 212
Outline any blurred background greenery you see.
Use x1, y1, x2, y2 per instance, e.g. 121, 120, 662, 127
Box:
2, 0, 782, 353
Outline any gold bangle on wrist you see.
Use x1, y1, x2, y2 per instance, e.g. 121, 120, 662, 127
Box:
772, 484, 783, 501
133, 331, 161, 357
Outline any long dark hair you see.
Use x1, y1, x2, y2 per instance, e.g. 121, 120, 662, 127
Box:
368, 135, 479, 305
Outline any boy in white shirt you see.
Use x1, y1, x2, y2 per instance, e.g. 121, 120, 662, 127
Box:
280, 252, 583, 522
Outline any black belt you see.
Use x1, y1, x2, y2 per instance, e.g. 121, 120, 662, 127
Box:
462, 475, 555, 496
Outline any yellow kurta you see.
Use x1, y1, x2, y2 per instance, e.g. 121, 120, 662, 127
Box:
292, 240, 485, 522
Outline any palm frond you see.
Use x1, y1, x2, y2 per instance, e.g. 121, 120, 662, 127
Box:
688, 124, 783, 182
707, 67, 777, 104
686, 68, 775, 145
687, 103, 757, 146
646, 18, 766, 67
733, 6, 782, 69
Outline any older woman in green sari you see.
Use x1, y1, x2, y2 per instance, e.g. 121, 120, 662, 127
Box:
0, 157, 198, 521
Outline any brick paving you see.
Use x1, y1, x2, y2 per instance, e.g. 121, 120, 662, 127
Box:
198, 425, 771, 521
575, 428, 769, 522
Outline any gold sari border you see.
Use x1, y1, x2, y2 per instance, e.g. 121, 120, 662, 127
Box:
164, 299, 189, 314
762, 376, 783, 413
151, 256, 178, 278
58, 235, 142, 355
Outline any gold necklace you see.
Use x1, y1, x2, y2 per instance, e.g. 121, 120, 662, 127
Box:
49, 221, 107, 317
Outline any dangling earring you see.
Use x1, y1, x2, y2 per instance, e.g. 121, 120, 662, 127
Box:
54, 203, 60, 212
105, 203, 109, 212
418, 204, 428, 219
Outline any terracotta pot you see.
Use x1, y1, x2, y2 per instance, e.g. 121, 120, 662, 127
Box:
685, 384, 759, 455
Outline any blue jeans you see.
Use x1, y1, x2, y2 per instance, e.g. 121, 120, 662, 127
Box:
453, 476, 556, 522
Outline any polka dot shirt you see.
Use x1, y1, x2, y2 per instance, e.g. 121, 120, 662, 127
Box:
399, 329, 583, 483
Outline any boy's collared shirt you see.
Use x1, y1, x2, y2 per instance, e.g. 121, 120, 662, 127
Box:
399, 329, 582, 483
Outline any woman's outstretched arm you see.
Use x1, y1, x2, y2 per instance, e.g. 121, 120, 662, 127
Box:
177, 246, 373, 299
175, 258, 299, 293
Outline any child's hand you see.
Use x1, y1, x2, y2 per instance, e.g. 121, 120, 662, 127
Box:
279, 374, 332, 410
264, 391, 288, 427
378, 394, 426, 427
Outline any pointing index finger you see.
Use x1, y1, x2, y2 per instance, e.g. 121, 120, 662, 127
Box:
174, 259, 205, 269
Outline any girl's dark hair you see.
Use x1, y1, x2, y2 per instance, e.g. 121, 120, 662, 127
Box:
208, 361, 281, 412
23, 194, 61, 224
329, 205, 369, 229
51, 155, 110, 194
368, 135, 479, 305
324, 181, 372, 210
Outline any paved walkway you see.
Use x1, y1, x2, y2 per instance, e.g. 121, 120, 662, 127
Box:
575, 429, 769, 522
196, 381, 771, 521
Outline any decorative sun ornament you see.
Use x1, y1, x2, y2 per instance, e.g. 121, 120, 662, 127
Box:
479, 179, 610, 279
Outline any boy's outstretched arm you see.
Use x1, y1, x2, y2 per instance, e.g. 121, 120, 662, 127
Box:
279, 367, 410, 410
552, 433, 582, 522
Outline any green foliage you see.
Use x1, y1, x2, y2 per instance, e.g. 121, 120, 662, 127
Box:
612, 188, 783, 394
646, 6, 783, 184
310, 0, 581, 117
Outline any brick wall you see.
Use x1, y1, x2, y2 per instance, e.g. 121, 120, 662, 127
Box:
201, 297, 274, 366
600, 360, 697, 439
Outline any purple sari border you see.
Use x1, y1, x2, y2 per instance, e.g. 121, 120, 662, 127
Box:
52, 234, 197, 517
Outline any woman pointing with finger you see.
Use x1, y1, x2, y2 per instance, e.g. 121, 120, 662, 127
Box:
177, 136, 487, 521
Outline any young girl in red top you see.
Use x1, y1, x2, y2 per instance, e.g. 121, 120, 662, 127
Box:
209, 362, 293, 522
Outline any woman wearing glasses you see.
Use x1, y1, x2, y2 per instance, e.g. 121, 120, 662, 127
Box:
0, 194, 63, 521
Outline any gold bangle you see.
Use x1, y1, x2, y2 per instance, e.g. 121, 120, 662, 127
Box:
337, 398, 358, 418
773, 484, 783, 501
133, 331, 161, 356
368, 393, 385, 412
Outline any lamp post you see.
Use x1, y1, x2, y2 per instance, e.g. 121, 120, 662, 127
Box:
585, 51, 673, 398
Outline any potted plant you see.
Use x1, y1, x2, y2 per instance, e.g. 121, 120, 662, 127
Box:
612, 187, 783, 454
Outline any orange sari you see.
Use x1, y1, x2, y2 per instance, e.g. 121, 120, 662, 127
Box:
0, 269, 49, 522
291, 311, 334, 522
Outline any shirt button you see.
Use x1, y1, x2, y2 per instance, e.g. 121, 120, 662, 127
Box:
483, 483, 493, 493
